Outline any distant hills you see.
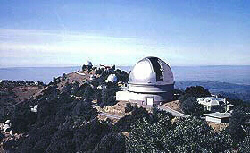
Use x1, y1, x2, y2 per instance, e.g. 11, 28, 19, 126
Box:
175, 81, 250, 102
1, 66, 250, 102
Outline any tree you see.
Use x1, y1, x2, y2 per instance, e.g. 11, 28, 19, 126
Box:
114, 69, 129, 82
93, 132, 125, 153
100, 88, 117, 107
11, 103, 37, 132
179, 96, 204, 116
227, 98, 244, 107
114, 106, 150, 132
83, 86, 94, 101
227, 106, 250, 145
168, 117, 232, 153
72, 100, 97, 121
124, 103, 134, 113
239, 136, 250, 153
0, 133, 4, 141
185, 86, 211, 98
127, 116, 232, 153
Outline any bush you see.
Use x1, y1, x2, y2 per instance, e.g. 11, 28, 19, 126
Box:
115, 106, 150, 132
185, 86, 211, 98
127, 116, 232, 152
93, 132, 125, 153
179, 96, 204, 116
124, 103, 134, 113
227, 106, 250, 144
238, 136, 250, 153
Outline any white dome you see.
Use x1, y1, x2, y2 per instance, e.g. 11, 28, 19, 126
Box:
129, 56, 174, 85
106, 74, 118, 82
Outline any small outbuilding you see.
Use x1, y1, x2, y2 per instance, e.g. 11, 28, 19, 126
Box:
30, 105, 38, 113
197, 97, 233, 112
205, 112, 231, 123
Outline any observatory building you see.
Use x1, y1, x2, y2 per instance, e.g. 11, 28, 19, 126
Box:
116, 56, 174, 106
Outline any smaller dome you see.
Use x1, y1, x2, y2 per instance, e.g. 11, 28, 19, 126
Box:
106, 74, 118, 82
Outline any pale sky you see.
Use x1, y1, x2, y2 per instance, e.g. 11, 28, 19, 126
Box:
0, 0, 250, 67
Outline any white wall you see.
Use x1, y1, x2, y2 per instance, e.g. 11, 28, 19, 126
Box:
116, 91, 130, 101
206, 116, 221, 123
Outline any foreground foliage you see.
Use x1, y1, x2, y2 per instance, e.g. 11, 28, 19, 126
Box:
2, 77, 249, 152
127, 115, 232, 153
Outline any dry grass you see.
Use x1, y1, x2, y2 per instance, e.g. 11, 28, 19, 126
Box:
162, 100, 183, 113
12, 86, 43, 102
207, 122, 229, 132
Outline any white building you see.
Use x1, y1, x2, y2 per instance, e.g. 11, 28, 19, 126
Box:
197, 97, 233, 112
205, 112, 231, 123
3, 120, 12, 133
116, 56, 174, 106
30, 105, 38, 113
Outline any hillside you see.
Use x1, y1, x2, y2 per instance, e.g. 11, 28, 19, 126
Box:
0, 81, 45, 121
0, 67, 249, 152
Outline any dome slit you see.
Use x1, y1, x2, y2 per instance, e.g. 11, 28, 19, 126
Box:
148, 57, 163, 81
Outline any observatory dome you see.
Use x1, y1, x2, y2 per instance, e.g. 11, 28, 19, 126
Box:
117, 56, 174, 105
129, 56, 174, 85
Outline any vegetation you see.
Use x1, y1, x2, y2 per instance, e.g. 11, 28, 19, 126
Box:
239, 136, 250, 153
227, 105, 250, 146
127, 113, 232, 152
185, 86, 211, 98
0, 80, 45, 122
178, 86, 209, 115
1, 69, 250, 152
180, 96, 204, 115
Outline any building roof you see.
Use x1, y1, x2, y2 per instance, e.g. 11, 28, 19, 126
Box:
129, 56, 174, 85
205, 112, 231, 119
197, 97, 225, 106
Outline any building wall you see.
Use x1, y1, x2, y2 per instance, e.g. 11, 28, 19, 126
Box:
116, 91, 130, 101
129, 83, 174, 93
128, 91, 173, 105
206, 116, 230, 123
206, 116, 222, 123
115, 89, 173, 106
128, 83, 174, 105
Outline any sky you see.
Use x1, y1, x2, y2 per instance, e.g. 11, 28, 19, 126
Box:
0, 0, 249, 67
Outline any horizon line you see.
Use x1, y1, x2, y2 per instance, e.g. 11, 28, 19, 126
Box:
1, 64, 250, 69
